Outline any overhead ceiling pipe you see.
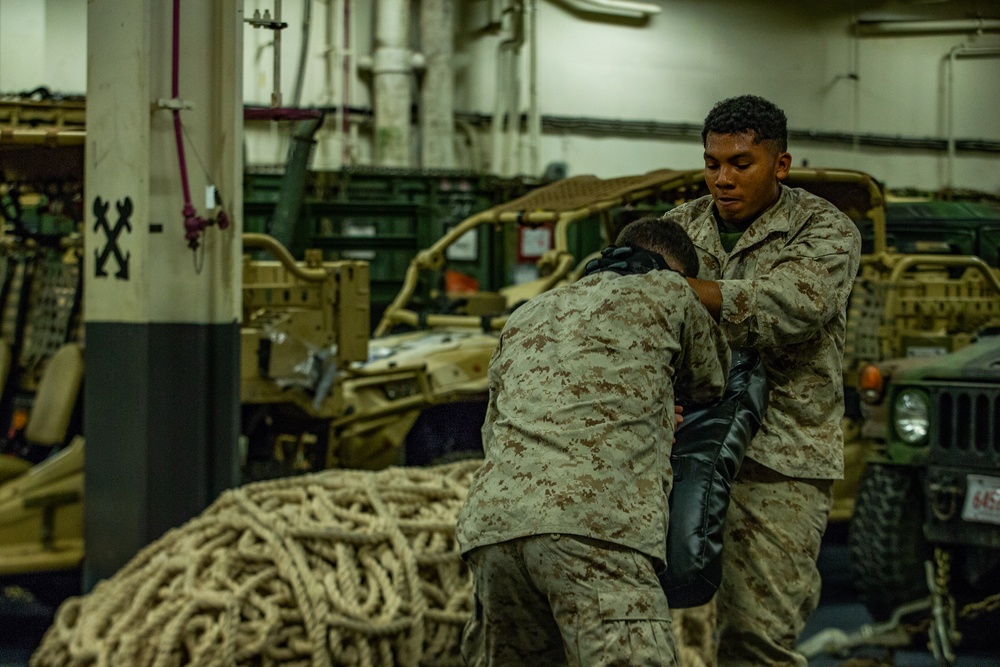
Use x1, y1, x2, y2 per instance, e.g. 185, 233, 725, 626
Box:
945, 44, 1000, 188
291, 0, 313, 106
490, 0, 524, 176
951, 45, 1000, 58
419, 0, 456, 169
368, 0, 420, 167
855, 18, 1000, 36
528, 0, 541, 176
558, 0, 662, 20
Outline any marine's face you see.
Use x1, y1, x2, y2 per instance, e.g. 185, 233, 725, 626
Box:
703, 131, 790, 225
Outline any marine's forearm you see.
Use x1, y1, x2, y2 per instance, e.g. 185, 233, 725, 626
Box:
686, 277, 722, 321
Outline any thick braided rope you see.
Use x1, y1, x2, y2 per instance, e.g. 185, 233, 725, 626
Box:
32, 461, 479, 667
31, 459, 715, 667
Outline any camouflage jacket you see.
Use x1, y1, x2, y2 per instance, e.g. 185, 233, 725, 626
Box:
663, 186, 861, 479
456, 269, 730, 562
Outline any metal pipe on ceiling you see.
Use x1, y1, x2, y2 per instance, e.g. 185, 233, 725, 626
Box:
558, 0, 661, 20
372, 0, 413, 167
528, 0, 541, 176
856, 19, 1000, 36
945, 44, 1000, 188
490, 0, 524, 176
951, 45, 1000, 58
291, 0, 313, 106
419, 0, 456, 169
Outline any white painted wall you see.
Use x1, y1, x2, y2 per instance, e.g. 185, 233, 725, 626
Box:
0, 0, 86, 94
0, 0, 46, 93
456, 0, 1000, 192
2, 0, 999, 194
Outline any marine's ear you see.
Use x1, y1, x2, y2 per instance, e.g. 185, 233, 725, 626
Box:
775, 151, 792, 181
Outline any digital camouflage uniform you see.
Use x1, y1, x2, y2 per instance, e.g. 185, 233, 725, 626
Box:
663, 185, 862, 666
456, 267, 730, 666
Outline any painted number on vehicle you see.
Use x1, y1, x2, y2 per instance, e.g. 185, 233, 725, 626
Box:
961, 475, 1000, 526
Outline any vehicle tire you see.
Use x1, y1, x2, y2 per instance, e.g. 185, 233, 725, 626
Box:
4, 568, 82, 612
848, 462, 931, 619
425, 449, 485, 467
404, 400, 487, 467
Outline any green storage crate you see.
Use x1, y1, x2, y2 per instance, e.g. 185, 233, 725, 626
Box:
243, 167, 540, 327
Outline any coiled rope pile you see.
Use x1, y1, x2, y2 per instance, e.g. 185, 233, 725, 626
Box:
33, 461, 480, 667
32, 459, 715, 667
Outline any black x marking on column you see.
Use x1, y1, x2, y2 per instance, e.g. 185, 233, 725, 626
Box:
93, 196, 133, 280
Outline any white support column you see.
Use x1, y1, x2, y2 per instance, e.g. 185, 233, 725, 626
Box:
84, 0, 244, 585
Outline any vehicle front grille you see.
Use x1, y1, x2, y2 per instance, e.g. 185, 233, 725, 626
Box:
934, 385, 1000, 455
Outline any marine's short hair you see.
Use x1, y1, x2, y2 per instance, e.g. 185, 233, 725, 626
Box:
701, 94, 788, 153
615, 216, 699, 277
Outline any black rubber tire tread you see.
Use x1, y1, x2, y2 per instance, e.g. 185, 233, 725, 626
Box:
427, 449, 485, 467
848, 462, 931, 619
2, 568, 82, 611
403, 400, 487, 467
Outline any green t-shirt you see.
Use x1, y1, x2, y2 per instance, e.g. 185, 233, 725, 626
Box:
716, 214, 746, 253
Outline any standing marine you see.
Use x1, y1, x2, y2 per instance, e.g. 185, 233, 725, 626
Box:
664, 94, 862, 666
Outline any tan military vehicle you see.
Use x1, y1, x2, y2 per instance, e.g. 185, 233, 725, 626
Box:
0, 97, 87, 600
241, 169, 709, 474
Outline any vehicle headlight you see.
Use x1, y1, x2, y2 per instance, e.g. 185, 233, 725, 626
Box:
893, 389, 930, 445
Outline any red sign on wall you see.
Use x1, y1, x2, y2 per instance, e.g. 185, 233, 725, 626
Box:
518, 225, 552, 262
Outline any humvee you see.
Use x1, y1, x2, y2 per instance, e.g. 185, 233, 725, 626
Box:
814, 333, 1000, 661
843, 199, 1000, 654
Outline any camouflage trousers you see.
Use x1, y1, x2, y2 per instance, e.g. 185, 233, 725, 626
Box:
716, 458, 833, 667
462, 534, 678, 667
